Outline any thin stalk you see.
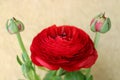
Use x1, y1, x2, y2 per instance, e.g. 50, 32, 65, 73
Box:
16, 32, 30, 62
94, 32, 100, 48
16, 32, 40, 80
85, 32, 100, 80
16, 32, 26, 53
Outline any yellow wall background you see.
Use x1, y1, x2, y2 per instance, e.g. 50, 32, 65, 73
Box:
0, 0, 120, 80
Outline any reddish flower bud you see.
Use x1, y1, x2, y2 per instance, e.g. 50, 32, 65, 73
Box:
6, 17, 24, 34
90, 13, 111, 33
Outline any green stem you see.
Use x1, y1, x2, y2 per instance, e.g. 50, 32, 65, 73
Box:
94, 32, 100, 48
16, 32, 40, 80
84, 32, 100, 80
16, 32, 26, 53
16, 32, 30, 62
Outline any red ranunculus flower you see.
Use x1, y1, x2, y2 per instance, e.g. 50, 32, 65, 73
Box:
30, 25, 98, 71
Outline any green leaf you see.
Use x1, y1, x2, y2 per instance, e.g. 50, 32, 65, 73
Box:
64, 71, 85, 80
53, 76, 62, 80
80, 68, 93, 80
22, 52, 29, 62
28, 69, 36, 80
16, 55, 23, 65
87, 75, 93, 80
38, 66, 48, 71
21, 64, 40, 80
27, 69, 40, 80
56, 68, 66, 76
43, 71, 56, 80
21, 64, 29, 78
80, 68, 91, 76
44, 71, 62, 80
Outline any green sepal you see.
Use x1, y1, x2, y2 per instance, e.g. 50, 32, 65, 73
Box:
6, 19, 19, 34
16, 55, 23, 65
15, 19, 25, 31
95, 13, 103, 18
6, 17, 25, 34
64, 71, 85, 80
43, 71, 62, 80
100, 18, 111, 33
90, 20, 97, 32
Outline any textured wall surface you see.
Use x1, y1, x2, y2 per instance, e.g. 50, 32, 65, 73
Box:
0, 0, 120, 80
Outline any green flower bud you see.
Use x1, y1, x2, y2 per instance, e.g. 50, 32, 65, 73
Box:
90, 13, 111, 33
6, 17, 24, 34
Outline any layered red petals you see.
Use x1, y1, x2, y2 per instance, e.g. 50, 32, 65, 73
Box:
30, 25, 98, 71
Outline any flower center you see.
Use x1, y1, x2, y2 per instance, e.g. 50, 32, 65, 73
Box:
61, 32, 67, 37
